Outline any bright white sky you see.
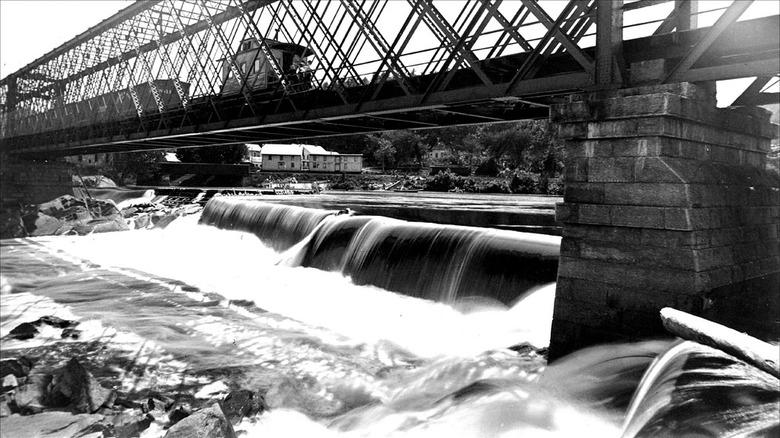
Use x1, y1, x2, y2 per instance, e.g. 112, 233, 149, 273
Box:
0, 0, 777, 106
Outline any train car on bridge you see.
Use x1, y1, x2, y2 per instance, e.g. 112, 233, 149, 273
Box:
219, 38, 313, 96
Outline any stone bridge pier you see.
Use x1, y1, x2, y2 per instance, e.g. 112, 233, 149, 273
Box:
548, 82, 779, 360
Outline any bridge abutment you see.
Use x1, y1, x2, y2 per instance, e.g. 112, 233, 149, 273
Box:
548, 82, 779, 360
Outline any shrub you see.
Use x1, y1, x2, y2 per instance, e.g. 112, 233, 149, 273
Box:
510, 171, 540, 194
425, 170, 458, 192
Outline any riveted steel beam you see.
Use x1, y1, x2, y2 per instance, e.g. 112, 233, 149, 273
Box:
664, 0, 752, 83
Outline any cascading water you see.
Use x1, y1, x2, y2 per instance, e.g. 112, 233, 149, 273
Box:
1, 195, 777, 437
202, 198, 560, 306
200, 196, 336, 252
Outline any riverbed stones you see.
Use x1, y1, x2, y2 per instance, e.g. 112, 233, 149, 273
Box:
163, 400, 237, 438
0, 357, 35, 379
12, 373, 52, 414
221, 389, 265, 425
0, 411, 112, 438
9, 322, 39, 340
46, 357, 116, 413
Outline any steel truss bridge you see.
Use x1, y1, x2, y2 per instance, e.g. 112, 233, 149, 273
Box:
1, 0, 778, 157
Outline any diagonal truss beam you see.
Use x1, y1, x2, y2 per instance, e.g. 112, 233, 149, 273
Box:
664, 0, 753, 83
521, 0, 594, 74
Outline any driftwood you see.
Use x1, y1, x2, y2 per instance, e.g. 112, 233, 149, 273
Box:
660, 307, 779, 379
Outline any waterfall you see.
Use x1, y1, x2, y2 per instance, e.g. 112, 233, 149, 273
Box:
200, 197, 560, 305
200, 196, 337, 252
621, 340, 780, 437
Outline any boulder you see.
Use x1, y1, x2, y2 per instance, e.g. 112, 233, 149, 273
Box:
12, 373, 52, 414
133, 214, 151, 229
2, 374, 19, 392
0, 395, 11, 417
153, 213, 180, 229
0, 210, 27, 239
0, 357, 35, 379
0, 411, 111, 438
46, 358, 115, 413
141, 396, 172, 420
111, 412, 153, 437
168, 402, 191, 425
163, 401, 237, 438
221, 389, 265, 425
72, 213, 129, 235
9, 322, 39, 340
36, 315, 79, 329
22, 212, 64, 237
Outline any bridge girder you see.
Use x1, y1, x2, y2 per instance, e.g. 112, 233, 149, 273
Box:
0, 0, 777, 156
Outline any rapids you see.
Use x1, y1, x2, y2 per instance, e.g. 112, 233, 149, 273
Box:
1, 196, 777, 437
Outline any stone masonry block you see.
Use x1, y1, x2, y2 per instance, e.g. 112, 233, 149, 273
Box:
603, 183, 690, 207
579, 204, 612, 225
561, 223, 642, 245
640, 228, 710, 250
588, 158, 635, 182
634, 157, 690, 184
564, 158, 589, 182
555, 277, 608, 305
564, 182, 604, 204
663, 208, 693, 231
611, 205, 664, 228
557, 256, 700, 292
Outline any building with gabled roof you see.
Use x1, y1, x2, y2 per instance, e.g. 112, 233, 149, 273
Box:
258, 143, 362, 173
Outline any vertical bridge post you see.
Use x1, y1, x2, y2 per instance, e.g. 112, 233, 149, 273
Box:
549, 82, 779, 360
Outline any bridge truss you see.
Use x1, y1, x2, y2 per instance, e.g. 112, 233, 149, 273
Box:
0, 0, 777, 156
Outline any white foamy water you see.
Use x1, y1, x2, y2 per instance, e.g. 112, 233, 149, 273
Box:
30, 214, 554, 359
3, 211, 775, 438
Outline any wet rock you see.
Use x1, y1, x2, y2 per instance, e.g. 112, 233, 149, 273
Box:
1, 395, 11, 417
153, 213, 180, 229
163, 401, 237, 438
37, 315, 79, 329
12, 373, 52, 414
61, 328, 82, 339
0, 411, 111, 438
168, 402, 192, 425
2, 374, 19, 392
141, 396, 172, 420
0, 357, 35, 379
120, 207, 138, 218
133, 214, 151, 229
0, 209, 27, 239
46, 358, 115, 413
22, 212, 65, 237
112, 412, 153, 437
72, 213, 129, 235
9, 322, 39, 340
221, 389, 265, 425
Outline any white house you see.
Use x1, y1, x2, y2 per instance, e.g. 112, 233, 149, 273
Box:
260, 144, 304, 171
246, 143, 262, 167
258, 143, 362, 173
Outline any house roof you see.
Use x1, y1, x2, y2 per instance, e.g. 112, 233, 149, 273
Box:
261, 144, 303, 156
303, 145, 337, 155
245, 143, 262, 151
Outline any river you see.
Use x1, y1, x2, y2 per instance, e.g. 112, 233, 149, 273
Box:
1, 194, 777, 437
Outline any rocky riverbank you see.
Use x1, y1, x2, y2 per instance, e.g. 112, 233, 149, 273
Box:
2, 315, 263, 438
0, 194, 202, 240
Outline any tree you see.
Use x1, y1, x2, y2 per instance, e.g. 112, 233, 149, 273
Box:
372, 138, 396, 172
175, 144, 248, 164
110, 150, 164, 184
381, 130, 425, 167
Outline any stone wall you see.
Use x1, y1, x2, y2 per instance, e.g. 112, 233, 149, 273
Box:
549, 82, 779, 360
0, 156, 74, 208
